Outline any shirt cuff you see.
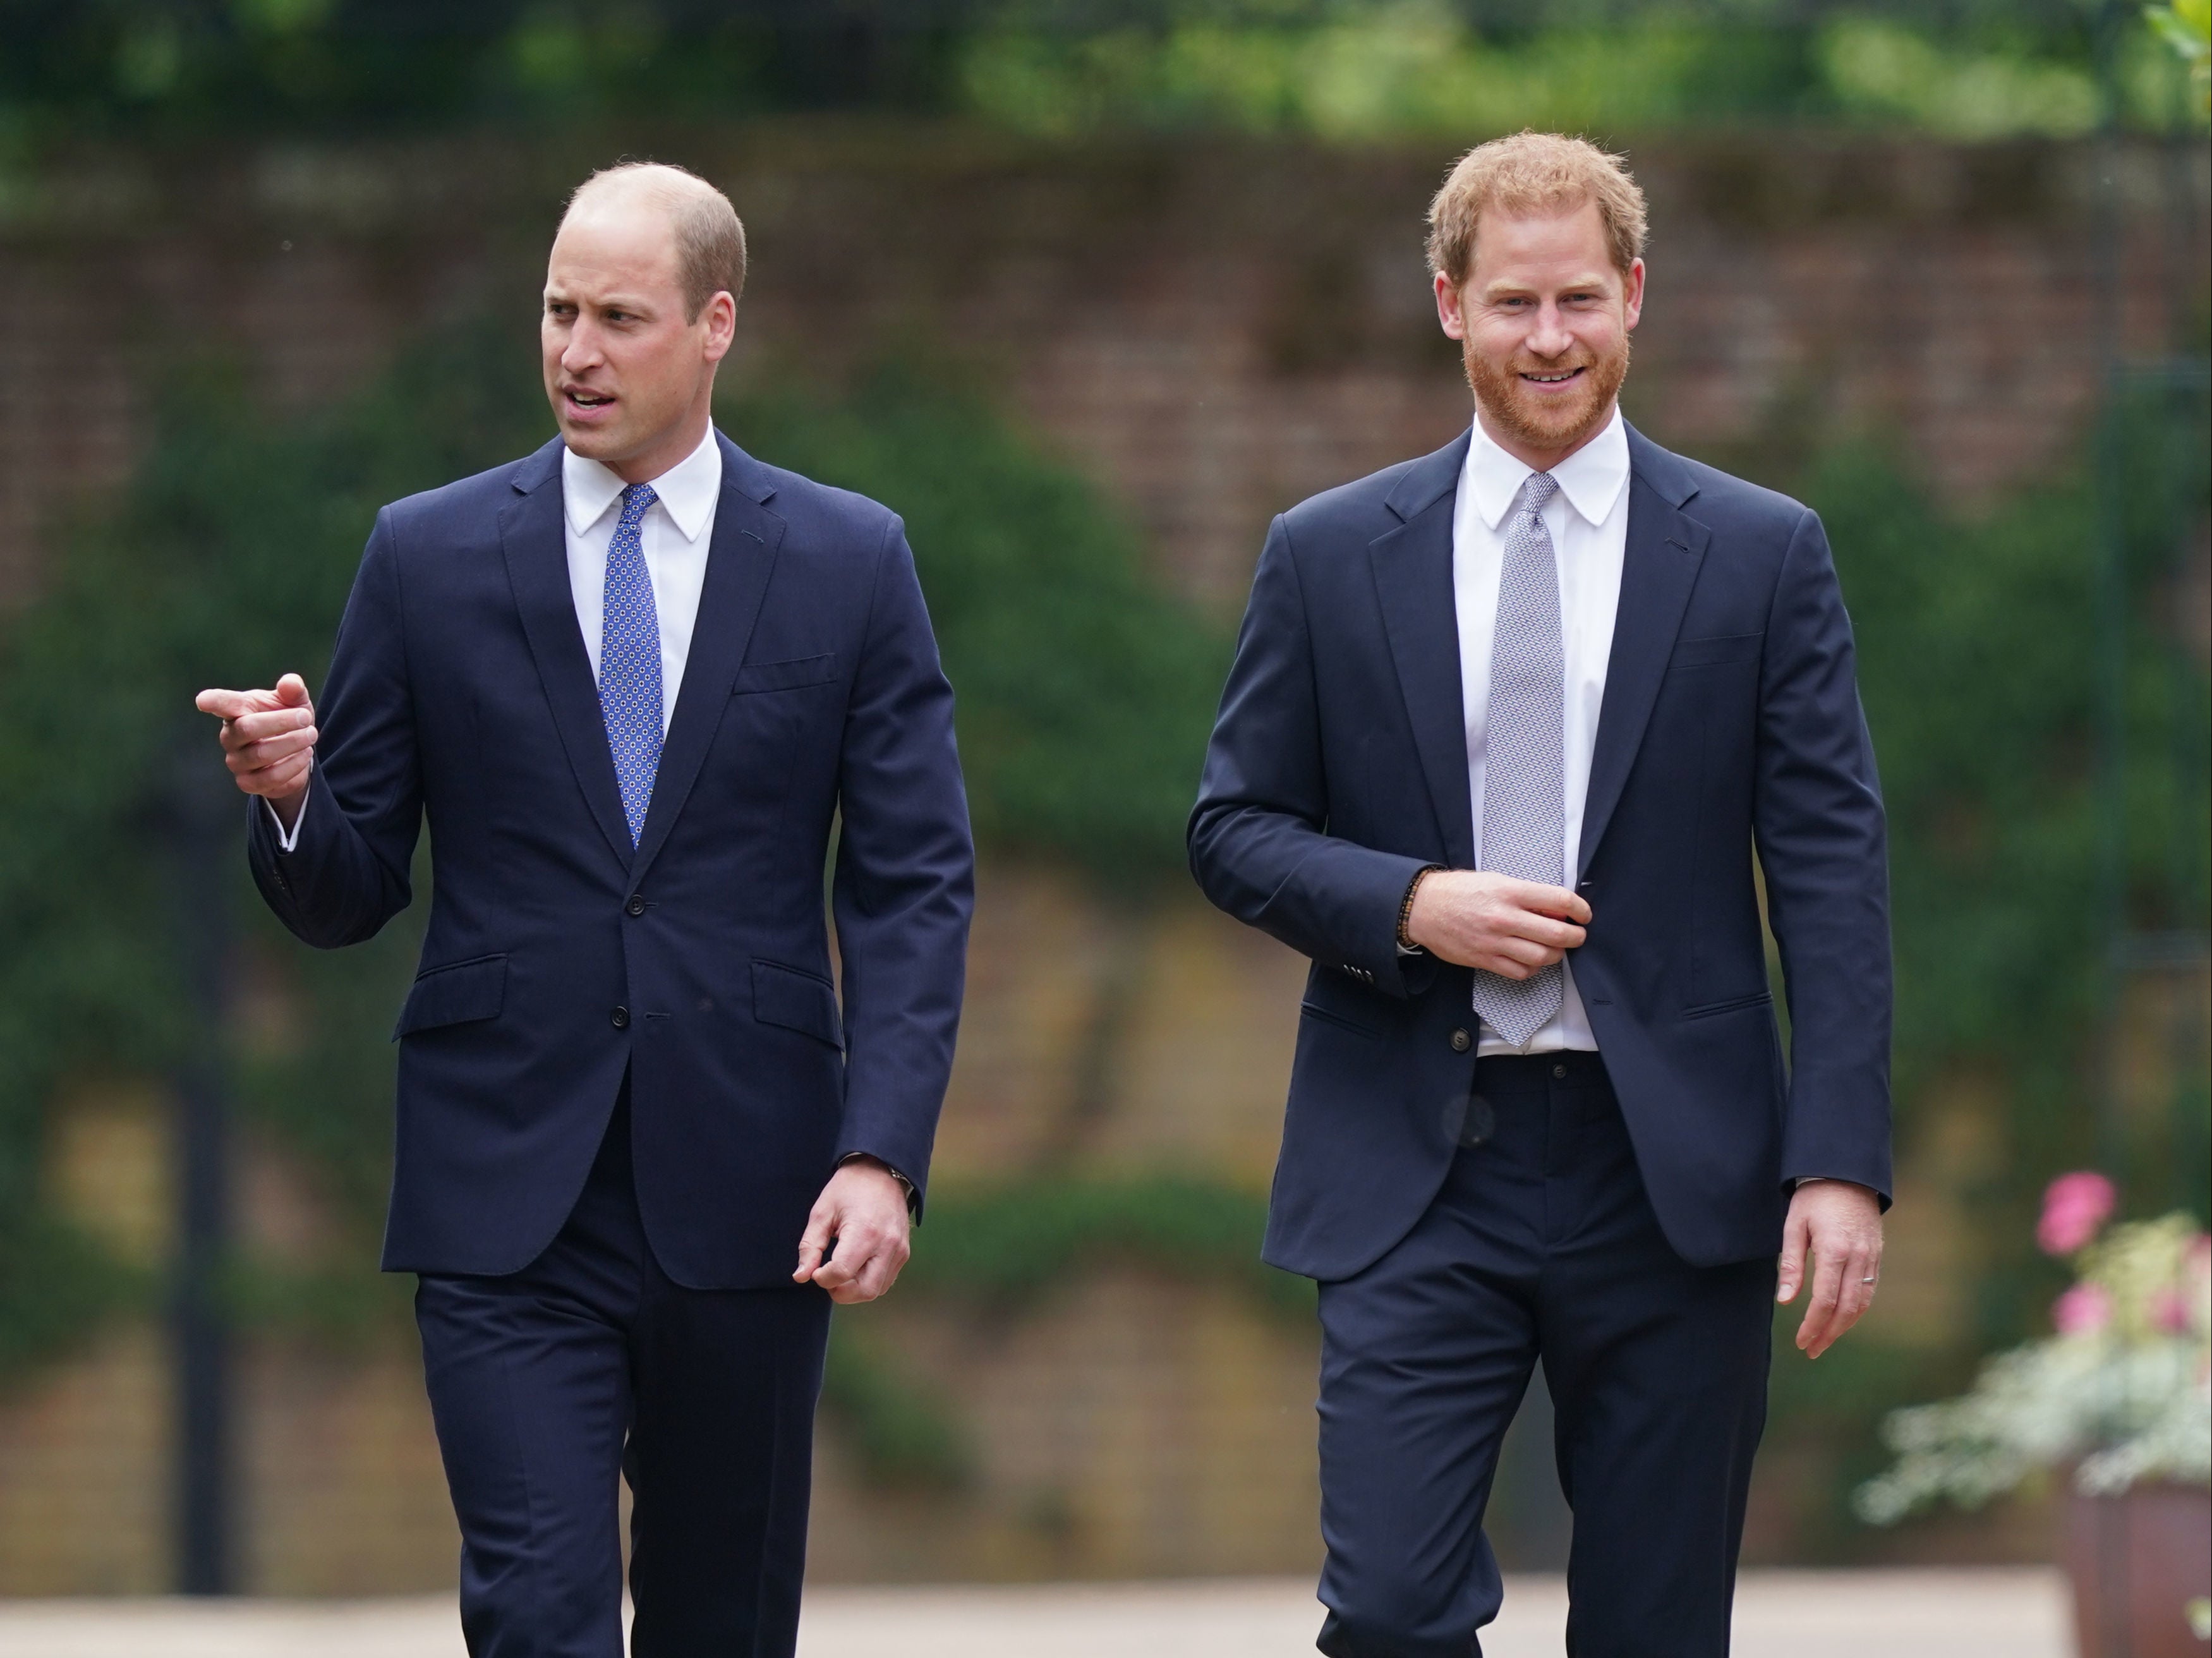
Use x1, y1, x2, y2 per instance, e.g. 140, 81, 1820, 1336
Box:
264, 791, 308, 854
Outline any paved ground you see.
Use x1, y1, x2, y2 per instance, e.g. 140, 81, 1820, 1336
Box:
0, 1570, 2070, 1657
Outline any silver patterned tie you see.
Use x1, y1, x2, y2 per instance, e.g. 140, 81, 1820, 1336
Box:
1471, 471, 1565, 1046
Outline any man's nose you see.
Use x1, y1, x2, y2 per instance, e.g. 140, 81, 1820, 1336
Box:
561, 322, 603, 373
1526, 303, 1574, 357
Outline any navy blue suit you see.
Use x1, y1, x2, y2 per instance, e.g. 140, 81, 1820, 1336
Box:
1190, 425, 1890, 1655
250, 430, 972, 1655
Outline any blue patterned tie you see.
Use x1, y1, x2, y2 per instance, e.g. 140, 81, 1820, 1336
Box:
1472, 471, 1566, 1047
598, 482, 662, 846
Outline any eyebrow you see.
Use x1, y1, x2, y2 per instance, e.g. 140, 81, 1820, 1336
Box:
545, 289, 660, 312
1483, 274, 1613, 299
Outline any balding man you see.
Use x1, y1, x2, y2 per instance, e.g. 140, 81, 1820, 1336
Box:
196, 162, 974, 1655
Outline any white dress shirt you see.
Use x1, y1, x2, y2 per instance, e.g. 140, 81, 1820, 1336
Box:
270, 425, 723, 851
561, 423, 722, 732
1453, 405, 1631, 1055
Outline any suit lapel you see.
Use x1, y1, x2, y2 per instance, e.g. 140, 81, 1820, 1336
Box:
1579, 427, 1709, 877
627, 433, 786, 883
1369, 432, 1477, 868
498, 440, 634, 866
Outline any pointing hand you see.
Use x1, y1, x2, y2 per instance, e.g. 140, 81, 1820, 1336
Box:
194, 673, 317, 832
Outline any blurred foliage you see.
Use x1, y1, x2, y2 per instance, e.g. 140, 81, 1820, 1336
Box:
822, 1319, 978, 1490
962, 3, 2194, 139
0, 323, 548, 1377
826, 1173, 1307, 1489
1814, 386, 2211, 1300
1746, 380, 2211, 1553
2146, 0, 2211, 116
902, 1175, 1308, 1314
721, 365, 1228, 890
1, 0, 2202, 142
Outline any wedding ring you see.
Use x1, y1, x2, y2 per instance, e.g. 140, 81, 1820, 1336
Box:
1859, 1276, 1878, 1284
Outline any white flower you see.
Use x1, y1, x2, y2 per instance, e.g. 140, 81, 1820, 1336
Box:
1856, 1213, 2212, 1525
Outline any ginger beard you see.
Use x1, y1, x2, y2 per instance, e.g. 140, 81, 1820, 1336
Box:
1461, 323, 1631, 457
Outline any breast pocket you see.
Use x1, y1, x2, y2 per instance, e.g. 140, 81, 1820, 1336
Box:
1667, 632, 1764, 671
730, 653, 839, 696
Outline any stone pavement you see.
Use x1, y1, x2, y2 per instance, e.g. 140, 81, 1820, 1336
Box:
0, 1569, 2069, 1657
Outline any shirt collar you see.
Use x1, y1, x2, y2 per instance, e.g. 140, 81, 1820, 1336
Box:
561, 424, 723, 543
1463, 404, 1630, 531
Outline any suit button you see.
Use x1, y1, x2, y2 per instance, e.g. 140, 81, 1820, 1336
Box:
626, 894, 646, 917
1449, 1028, 1472, 1052
1552, 1062, 1568, 1079
611, 1006, 631, 1030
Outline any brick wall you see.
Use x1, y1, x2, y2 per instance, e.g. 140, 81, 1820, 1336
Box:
4, 129, 2203, 614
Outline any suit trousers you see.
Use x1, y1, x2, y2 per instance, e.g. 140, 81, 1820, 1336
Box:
414, 1082, 831, 1658
1314, 1051, 1774, 1658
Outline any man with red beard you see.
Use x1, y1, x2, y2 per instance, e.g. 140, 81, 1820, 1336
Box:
1189, 133, 1891, 1656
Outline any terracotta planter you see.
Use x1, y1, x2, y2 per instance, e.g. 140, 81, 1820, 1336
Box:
2064, 1482, 2212, 1658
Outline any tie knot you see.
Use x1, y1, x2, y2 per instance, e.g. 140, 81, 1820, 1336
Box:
619, 481, 658, 524
1521, 471, 1559, 516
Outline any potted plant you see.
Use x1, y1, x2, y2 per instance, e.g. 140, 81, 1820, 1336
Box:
1856, 1173, 2211, 1657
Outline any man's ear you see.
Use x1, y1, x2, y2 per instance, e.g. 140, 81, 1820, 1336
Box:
1434, 272, 1468, 341
703, 291, 738, 363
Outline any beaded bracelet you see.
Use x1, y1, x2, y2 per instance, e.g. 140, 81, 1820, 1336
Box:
1397, 864, 1445, 952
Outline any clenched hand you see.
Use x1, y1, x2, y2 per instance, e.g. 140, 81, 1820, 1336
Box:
1404, 869, 1590, 978
194, 673, 317, 831
794, 1158, 912, 1305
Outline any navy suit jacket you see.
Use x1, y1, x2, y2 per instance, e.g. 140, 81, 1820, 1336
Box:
249, 430, 974, 1288
1189, 424, 1890, 1278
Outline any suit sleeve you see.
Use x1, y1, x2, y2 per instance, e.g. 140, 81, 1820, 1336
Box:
1187, 514, 1435, 998
1755, 507, 1894, 1202
830, 515, 976, 1216
246, 508, 421, 947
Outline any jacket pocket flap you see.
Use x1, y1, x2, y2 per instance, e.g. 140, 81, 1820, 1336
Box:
394, 954, 508, 1039
731, 653, 838, 696
1668, 632, 1764, 669
1680, 989, 1774, 1020
751, 960, 844, 1049
1300, 999, 1381, 1039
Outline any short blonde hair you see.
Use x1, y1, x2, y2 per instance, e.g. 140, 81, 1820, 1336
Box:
1426, 131, 1647, 287
566, 161, 747, 322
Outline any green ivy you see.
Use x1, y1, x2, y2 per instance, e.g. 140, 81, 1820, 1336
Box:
1818, 390, 2209, 1341
720, 364, 1230, 892
903, 1174, 1308, 1315
821, 1321, 978, 1492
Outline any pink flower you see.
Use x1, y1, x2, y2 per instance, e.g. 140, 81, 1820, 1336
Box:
2053, 1283, 2113, 1334
2149, 1288, 2194, 1334
2038, 1171, 2116, 1256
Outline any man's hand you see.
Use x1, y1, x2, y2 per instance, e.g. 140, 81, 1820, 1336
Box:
1405, 869, 1590, 977
1777, 1180, 1884, 1359
794, 1158, 912, 1305
195, 674, 317, 831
